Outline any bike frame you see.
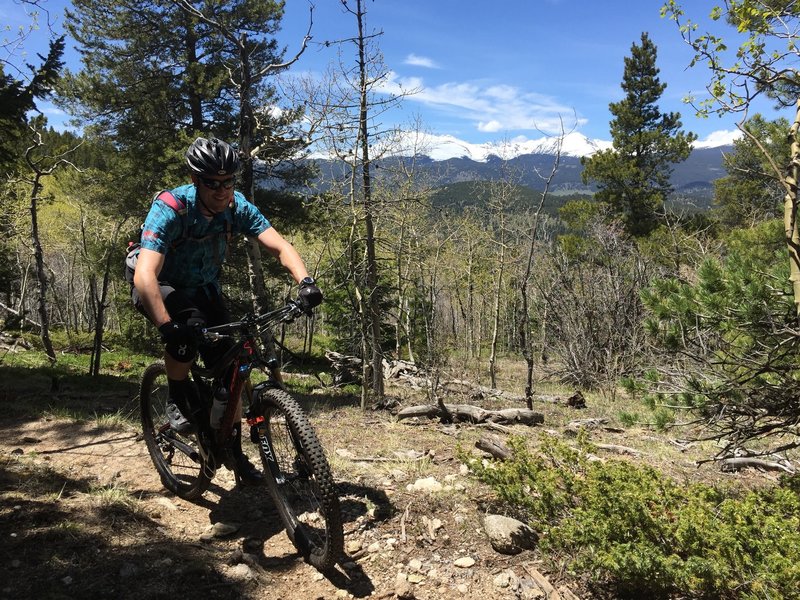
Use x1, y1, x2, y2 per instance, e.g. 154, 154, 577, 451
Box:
188, 303, 302, 475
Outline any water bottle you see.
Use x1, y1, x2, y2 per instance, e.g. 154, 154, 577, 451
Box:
209, 385, 229, 429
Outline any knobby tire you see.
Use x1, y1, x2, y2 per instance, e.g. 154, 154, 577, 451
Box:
140, 362, 211, 500
253, 387, 343, 571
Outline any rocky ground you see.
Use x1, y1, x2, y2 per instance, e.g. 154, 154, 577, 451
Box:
0, 363, 775, 600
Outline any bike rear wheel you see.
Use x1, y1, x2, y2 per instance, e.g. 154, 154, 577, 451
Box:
140, 362, 211, 500
251, 387, 343, 571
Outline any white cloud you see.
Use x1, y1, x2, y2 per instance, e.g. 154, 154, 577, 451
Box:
694, 129, 741, 148
478, 120, 503, 132
377, 72, 586, 136
404, 53, 440, 69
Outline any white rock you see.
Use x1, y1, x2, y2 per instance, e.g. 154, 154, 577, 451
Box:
211, 522, 239, 537
395, 572, 415, 600
406, 477, 443, 493
483, 514, 538, 555
428, 518, 443, 531
454, 556, 475, 568
390, 469, 408, 481
408, 558, 423, 571
229, 563, 254, 581
494, 569, 519, 589
154, 497, 179, 511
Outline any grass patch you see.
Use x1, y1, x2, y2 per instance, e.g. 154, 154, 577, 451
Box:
87, 483, 143, 514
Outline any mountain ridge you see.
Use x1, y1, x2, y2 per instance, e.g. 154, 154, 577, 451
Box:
305, 140, 731, 206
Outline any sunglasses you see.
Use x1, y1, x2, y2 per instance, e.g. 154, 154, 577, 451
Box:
199, 176, 236, 190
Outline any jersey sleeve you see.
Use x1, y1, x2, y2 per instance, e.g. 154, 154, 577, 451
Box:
233, 193, 271, 237
139, 197, 184, 254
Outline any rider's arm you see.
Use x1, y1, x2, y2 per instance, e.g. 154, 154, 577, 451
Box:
256, 226, 310, 284
133, 248, 171, 327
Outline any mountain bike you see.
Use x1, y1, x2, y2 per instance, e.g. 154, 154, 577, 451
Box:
139, 300, 343, 571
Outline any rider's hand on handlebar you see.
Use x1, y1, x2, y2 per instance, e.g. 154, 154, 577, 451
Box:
298, 277, 323, 313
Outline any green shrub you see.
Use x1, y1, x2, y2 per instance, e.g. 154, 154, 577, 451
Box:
467, 436, 800, 599
618, 411, 640, 427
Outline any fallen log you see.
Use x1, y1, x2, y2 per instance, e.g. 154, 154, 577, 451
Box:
596, 443, 640, 456
564, 418, 625, 436
476, 434, 513, 460
396, 403, 544, 425
564, 418, 608, 435
491, 408, 545, 425
720, 457, 795, 474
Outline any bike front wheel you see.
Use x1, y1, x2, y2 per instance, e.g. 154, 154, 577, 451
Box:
140, 362, 211, 500
251, 387, 343, 571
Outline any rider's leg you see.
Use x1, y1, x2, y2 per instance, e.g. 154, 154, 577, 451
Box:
133, 283, 202, 431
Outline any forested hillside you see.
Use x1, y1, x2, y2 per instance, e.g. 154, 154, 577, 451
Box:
2, 1, 800, 598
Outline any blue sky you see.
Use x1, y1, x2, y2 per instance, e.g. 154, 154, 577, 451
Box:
2, 0, 787, 157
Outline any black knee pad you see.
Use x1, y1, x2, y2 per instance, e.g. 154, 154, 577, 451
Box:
164, 307, 205, 362
164, 332, 197, 363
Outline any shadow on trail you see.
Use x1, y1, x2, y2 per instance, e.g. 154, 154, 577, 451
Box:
198, 477, 389, 598
0, 457, 247, 600
0, 456, 381, 599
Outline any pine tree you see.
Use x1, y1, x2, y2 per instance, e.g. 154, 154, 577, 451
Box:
713, 114, 789, 228
60, 0, 301, 191
581, 32, 696, 237
0, 36, 65, 169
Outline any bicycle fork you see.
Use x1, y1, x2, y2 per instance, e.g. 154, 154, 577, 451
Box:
247, 414, 285, 484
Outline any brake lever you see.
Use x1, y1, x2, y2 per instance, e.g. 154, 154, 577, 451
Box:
200, 329, 230, 342
282, 300, 307, 322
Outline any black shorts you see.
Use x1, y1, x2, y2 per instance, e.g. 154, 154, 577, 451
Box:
132, 282, 233, 368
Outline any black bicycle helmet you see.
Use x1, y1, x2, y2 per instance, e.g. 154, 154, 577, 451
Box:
185, 137, 240, 176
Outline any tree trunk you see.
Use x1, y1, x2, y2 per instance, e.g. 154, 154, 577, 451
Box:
356, 0, 384, 401
90, 254, 112, 377
786, 99, 800, 317
29, 172, 55, 362
90, 221, 125, 377
488, 241, 505, 389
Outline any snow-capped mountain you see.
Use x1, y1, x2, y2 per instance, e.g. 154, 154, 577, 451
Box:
401, 129, 737, 161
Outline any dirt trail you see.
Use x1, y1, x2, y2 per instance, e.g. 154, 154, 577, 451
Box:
0, 410, 554, 600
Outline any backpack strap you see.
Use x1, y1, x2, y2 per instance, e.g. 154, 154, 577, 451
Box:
153, 189, 186, 214
152, 190, 188, 248
224, 198, 236, 261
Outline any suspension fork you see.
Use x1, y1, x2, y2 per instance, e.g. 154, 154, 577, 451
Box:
246, 382, 286, 483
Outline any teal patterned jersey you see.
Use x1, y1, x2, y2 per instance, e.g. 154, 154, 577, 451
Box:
139, 183, 270, 292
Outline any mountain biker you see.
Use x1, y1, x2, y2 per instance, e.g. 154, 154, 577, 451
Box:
131, 136, 322, 484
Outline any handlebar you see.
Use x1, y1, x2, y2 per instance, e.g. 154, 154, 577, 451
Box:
200, 299, 308, 341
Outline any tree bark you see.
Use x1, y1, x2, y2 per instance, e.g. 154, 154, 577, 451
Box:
786, 99, 800, 316
355, 0, 384, 401
26, 156, 55, 362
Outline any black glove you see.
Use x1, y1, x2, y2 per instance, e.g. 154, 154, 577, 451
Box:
158, 321, 198, 363
298, 277, 323, 312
